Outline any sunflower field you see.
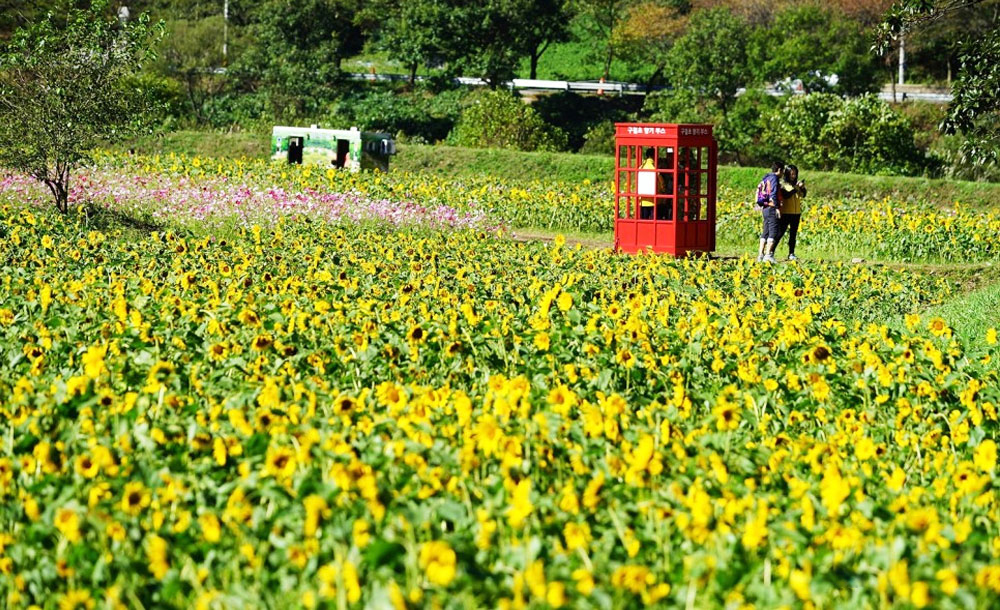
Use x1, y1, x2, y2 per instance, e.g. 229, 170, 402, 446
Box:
1, 156, 1000, 609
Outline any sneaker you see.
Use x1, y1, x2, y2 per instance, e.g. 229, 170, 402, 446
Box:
762, 254, 776, 263
788, 253, 798, 261
756, 255, 763, 262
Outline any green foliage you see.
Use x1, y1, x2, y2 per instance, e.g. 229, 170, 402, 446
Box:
228, 0, 363, 118
363, 0, 454, 83
128, 72, 187, 128
330, 87, 468, 143
365, 0, 573, 86
448, 90, 568, 152
154, 16, 230, 125
889, 1, 997, 85
757, 93, 931, 176
573, 0, 633, 79
520, 0, 573, 79
877, 0, 1000, 169
579, 121, 616, 155
714, 89, 782, 164
762, 93, 845, 169
822, 94, 929, 175
642, 87, 709, 124
945, 28, 1000, 164
748, 5, 880, 96
449, 0, 534, 86
0, 0, 61, 39
532, 91, 638, 151
665, 8, 751, 114
518, 16, 610, 81
0, 0, 163, 212
643, 87, 779, 164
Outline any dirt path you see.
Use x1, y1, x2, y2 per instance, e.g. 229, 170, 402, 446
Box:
510, 229, 613, 250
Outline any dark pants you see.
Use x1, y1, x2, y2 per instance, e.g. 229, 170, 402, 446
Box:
640, 205, 654, 219
760, 206, 780, 240
775, 214, 801, 254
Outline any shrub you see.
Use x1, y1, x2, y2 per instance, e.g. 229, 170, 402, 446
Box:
763, 93, 844, 169
579, 122, 616, 156
714, 89, 783, 165
532, 91, 637, 152
760, 94, 933, 176
642, 88, 712, 125
822, 95, 929, 176
448, 90, 568, 152
323, 87, 468, 143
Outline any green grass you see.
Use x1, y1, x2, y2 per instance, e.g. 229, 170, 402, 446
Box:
396, 143, 611, 183
923, 270, 1000, 350
520, 38, 606, 82
397, 144, 1000, 209
118, 130, 1000, 209
123, 129, 268, 159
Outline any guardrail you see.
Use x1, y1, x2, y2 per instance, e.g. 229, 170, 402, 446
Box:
346, 72, 649, 96
346, 73, 953, 103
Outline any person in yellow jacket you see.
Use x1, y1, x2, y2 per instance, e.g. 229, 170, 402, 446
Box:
775, 164, 806, 261
638, 148, 666, 220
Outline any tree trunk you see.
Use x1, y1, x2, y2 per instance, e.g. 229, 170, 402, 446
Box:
409, 63, 417, 88
58, 180, 68, 214
529, 40, 551, 80
185, 72, 205, 125
644, 65, 664, 94
44, 175, 69, 214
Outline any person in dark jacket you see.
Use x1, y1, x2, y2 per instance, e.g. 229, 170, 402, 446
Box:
757, 161, 783, 263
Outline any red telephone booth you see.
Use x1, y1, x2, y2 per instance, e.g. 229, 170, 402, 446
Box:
613, 123, 717, 257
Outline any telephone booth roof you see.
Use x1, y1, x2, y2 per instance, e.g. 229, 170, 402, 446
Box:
614, 123, 714, 144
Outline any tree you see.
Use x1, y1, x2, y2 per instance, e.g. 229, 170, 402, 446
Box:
449, 0, 578, 87
0, 0, 162, 213
0, 1, 61, 39
450, 0, 535, 87
157, 16, 228, 125
574, 0, 634, 80
690, 0, 783, 26
695, 0, 895, 26
665, 8, 750, 117
364, 0, 455, 85
748, 5, 880, 96
900, 5, 992, 84
876, 0, 999, 165
521, 0, 574, 80
368, 0, 568, 86
230, 0, 363, 117
614, 0, 690, 89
